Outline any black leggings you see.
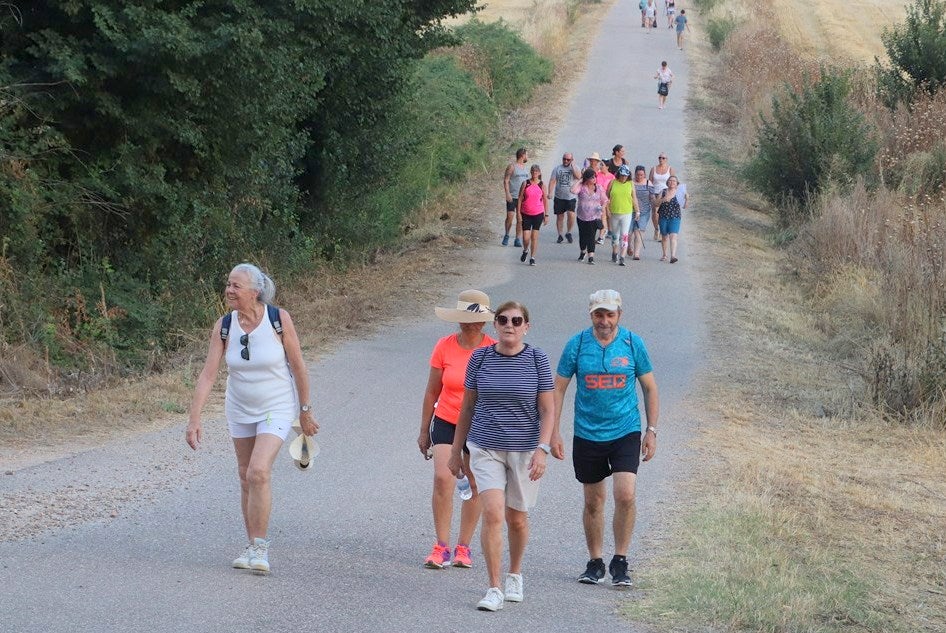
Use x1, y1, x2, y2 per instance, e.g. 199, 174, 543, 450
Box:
577, 218, 599, 253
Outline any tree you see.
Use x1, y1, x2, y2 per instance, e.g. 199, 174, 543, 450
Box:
879, 0, 946, 103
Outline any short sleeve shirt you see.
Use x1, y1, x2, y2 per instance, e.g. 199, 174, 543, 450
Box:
429, 333, 496, 424
556, 327, 653, 442
464, 344, 554, 451
550, 164, 578, 200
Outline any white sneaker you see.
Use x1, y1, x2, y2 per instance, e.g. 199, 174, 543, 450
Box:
476, 587, 504, 611
504, 573, 523, 602
232, 544, 253, 569
248, 537, 270, 573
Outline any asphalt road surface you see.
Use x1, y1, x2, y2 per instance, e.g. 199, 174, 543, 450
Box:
0, 3, 706, 631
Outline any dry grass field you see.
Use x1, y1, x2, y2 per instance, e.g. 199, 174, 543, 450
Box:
625, 0, 946, 631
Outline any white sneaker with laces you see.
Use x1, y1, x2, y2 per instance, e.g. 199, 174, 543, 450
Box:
504, 573, 524, 602
232, 544, 253, 569
249, 537, 271, 573
476, 587, 504, 611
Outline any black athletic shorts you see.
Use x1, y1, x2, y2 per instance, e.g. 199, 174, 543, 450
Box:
553, 197, 577, 214
506, 199, 517, 213
521, 213, 545, 231
429, 415, 470, 454
572, 431, 641, 484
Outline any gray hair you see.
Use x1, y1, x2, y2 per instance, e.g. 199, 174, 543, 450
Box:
232, 263, 276, 304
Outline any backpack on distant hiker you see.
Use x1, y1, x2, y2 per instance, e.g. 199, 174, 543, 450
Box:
220, 305, 283, 341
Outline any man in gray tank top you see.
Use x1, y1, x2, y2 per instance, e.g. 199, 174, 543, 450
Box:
549, 153, 581, 244
502, 148, 529, 247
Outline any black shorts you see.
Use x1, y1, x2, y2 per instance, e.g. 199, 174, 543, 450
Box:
553, 197, 577, 214
429, 415, 470, 454
572, 431, 641, 484
521, 213, 545, 231
506, 199, 517, 213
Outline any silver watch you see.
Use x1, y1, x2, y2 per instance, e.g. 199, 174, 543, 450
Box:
300, 404, 312, 413
537, 443, 552, 454
646, 426, 657, 436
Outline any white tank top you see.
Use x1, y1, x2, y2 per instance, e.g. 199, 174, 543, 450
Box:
651, 166, 671, 191
225, 307, 298, 424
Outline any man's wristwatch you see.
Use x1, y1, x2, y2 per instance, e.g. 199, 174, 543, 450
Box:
646, 426, 657, 436
537, 443, 552, 454
300, 404, 313, 413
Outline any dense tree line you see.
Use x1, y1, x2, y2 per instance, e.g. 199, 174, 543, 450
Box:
0, 1, 477, 372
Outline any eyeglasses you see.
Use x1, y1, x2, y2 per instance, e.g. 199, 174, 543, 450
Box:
495, 315, 525, 327
240, 333, 249, 360
658, 156, 667, 160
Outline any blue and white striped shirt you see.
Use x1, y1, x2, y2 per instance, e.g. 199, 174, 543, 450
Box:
464, 344, 554, 451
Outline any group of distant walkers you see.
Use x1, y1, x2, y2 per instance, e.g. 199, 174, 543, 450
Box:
502, 144, 689, 266
640, 0, 691, 49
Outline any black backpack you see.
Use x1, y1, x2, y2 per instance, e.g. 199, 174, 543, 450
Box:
220, 304, 283, 341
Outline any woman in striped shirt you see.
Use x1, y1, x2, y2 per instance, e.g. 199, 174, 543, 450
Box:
449, 301, 557, 612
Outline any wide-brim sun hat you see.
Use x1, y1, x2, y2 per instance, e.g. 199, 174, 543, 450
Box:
587, 152, 602, 161
434, 289, 493, 323
289, 423, 320, 471
589, 289, 622, 313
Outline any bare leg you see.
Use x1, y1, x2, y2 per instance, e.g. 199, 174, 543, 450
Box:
612, 473, 638, 555
567, 211, 576, 234
556, 213, 564, 237
529, 229, 539, 257
480, 489, 505, 588
506, 507, 530, 574
241, 433, 284, 539
670, 233, 679, 259
582, 481, 607, 559
431, 444, 456, 544
504, 211, 514, 236
661, 234, 669, 260
233, 437, 256, 540
457, 452, 481, 546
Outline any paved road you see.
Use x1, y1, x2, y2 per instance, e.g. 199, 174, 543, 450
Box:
0, 3, 704, 631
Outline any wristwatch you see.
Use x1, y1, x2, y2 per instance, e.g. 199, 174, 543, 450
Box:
537, 443, 552, 454
646, 426, 658, 436
300, 404, 313, 413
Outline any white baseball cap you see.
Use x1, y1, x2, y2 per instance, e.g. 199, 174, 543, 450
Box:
289, 423, 320, 471
589, 289, 622, 313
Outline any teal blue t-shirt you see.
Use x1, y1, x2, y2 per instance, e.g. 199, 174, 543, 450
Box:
556, 327, 653, 442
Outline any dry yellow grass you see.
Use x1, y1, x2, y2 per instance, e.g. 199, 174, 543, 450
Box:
625, 0, 946, 630
767, 0, 910, 62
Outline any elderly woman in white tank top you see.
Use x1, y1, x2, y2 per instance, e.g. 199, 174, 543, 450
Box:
186, 263, 319, 574
648, 152, 676, 241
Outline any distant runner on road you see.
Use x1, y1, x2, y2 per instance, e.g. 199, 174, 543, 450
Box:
552, 289, 660, 588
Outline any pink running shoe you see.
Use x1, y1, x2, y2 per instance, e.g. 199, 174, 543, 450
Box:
424, 542, 451, 569
453, 544, 473, 568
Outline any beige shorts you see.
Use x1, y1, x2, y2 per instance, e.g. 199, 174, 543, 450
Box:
468, 442, 540, 512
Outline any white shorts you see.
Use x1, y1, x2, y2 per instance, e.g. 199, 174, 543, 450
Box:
228, 415, 294, 441
468, 442, 540, 512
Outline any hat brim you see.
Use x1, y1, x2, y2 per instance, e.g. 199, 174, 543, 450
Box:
589, 303, 621, 313
434, 307, 493, 323
289, 429, 320, 471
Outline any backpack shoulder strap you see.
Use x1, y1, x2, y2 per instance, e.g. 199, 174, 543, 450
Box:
267, 304, 283, 335
220, 312, 232, 341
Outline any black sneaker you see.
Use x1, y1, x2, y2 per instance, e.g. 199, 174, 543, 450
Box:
557, 234, 564, 244
529, 258, 536, 266
611, 252, 617, 263
520, 250, 528, 263
578, 252, 585, 261
609, 555, 632, 587
588, 256, 595, 265
566, 232, 573, 243
578, 558, 606, 584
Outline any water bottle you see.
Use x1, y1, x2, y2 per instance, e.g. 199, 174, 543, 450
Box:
456, 474, 473, 501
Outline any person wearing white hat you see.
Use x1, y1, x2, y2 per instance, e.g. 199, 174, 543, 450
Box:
552, 289, 659, 588
186, 263, 319, 575
419, 290, 496, 570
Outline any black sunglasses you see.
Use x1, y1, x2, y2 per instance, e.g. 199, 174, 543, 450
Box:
240, 333, 249, 360
495, 315, 525, 327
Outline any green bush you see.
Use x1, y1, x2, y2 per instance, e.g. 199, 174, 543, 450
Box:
706, 16, 737, 51
878, 0, 946, 104
453, 20, 552, 108
745, 70, 878, 225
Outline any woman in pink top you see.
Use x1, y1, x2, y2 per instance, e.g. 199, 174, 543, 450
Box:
595, 159, 616, 244
516, 164, 549, 266
420, 290, 497, 569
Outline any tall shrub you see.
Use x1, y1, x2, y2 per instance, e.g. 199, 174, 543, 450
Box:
878, 0, 946, 104
745, 70, 878, 225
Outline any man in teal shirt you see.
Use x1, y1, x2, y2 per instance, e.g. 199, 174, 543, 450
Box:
552, 289, 660, 587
